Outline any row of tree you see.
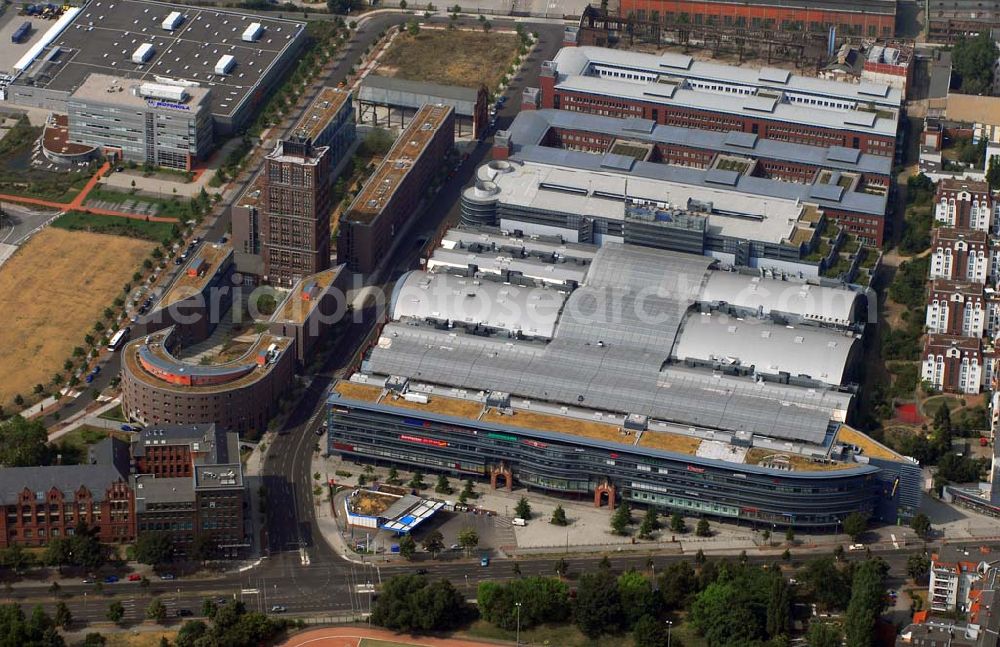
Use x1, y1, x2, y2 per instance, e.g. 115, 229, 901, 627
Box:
376, 551, 891, 646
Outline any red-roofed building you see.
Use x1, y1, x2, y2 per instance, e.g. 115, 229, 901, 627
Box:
929, 546, 997, 613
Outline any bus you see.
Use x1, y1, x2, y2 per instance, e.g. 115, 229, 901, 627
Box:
107, 328, 130, 351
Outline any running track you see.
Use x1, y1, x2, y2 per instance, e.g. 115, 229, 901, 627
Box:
0, 162, 180, 223
281, 627, 507, 647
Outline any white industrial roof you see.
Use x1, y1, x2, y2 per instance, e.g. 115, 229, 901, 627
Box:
700, 272, 859, 324
426, 248, 590, 286
389, 271, 569, 339
673, 312, 858, 385
554, 74, 898, 137
475, 160, 806, 245
552, 46, 903, 108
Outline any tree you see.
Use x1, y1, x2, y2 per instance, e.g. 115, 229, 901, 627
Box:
617, 570, 657, 628
175, 620, 208, 647
387, 467, 400, 485
54, 601, 71, 629
421, 530, 444, 557
408, 470, 425, 489
406, 18, 420, 35
371, 574, 470, 632
574, 570, 623, 637
201, 599, 218, 619
694, 549, 706, 565
82, 633, 107, 647
69, 523, 104, 569
457, 527, 479, 554
554, 557, 569, 577
146, 598, 167, 624
477, 577, 571, 630
808, 622, 842, 647
134, 533, 175, 565
987, 155, 1000, 191
48, 581, 61, 597
691, 581, 764, 645
399, 534, 417, 561
785, 527, 795, 544
0, 416, 50, 467
845, 559, 888, 647
696, 518, 711, 537
515, 496, 531, 520
434, 474, 452, 495
461, 479, 477, 499
951, 32, 999, 95
327, 0, 359, 13
766, 577, 791, 638
551, 504, 568, 526
907, 553, 931, 583
632, 614, 672, 647
843, 512, 869, 542
639, 508, 658, 539
910, 513, 932, 540
107, 601, 125, 624
399, 0, 406, 7
669, 511, 686, 534
610, 503, 631, 535
482, 19, 492, 32
802, 556, 852, 611
659, 561, 697, 610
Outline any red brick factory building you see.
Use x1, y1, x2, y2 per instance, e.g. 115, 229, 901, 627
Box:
527, 46, 902, 158
618, 0, 896, 40
0, 426, 247, 555
337, 104, 455, 274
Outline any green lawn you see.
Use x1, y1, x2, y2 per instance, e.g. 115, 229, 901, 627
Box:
52, 425, 131, 464
97, 404, 127, 422
51, 210, 178, 242
923, 395, 964, 415
86, 187, 194, 219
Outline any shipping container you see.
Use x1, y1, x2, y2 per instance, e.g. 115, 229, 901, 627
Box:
241, 22, 263, 42
161, 10, 183, 30
11, 21, 31, 43
131, 43, 154, 64
214, 54, 235, 75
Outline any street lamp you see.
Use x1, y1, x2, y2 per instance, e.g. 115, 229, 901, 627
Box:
666, 620, 673, 647
515, 601, 522, 646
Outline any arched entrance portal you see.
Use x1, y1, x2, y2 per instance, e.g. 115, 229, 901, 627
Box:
489, 463, 513, 491
594, 481, 616, 510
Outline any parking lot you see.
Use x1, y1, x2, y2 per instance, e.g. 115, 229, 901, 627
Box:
0, 12, 59, 73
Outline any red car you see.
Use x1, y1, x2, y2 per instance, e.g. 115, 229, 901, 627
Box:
128, 574, 142, 582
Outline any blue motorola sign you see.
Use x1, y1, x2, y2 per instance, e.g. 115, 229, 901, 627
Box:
146, 98, 190, 111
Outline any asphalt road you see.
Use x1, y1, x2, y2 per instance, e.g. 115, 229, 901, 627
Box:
1, 541, 959, 623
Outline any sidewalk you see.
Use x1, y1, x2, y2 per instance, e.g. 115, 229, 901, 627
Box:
47, 398, 123, 442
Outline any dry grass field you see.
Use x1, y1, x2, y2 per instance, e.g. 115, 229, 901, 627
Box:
376, 29, 519, 91
0, 228, 153, 406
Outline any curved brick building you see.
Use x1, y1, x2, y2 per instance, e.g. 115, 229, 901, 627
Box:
121, 326, 294, 435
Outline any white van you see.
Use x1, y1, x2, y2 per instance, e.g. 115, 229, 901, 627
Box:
512, 518, 527, 526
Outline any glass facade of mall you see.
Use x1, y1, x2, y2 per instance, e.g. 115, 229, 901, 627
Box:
327, 393, 913, 530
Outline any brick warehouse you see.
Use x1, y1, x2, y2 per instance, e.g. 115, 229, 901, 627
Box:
0, 426, 246, 554
529, 46, 901, 158
619, 0, 896, 40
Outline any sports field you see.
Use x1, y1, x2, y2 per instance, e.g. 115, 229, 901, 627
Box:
375, 29, 519, 91
0, 228, 153, 406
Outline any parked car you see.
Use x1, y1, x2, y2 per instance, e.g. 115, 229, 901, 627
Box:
158, 573, 176, 580
85, 374, 94, 384
416, 568, 429, 575
269, 605, 287, 613
176, 609, 193, 617
104, 575, 119, 583
480, 555, 490, 567
127, 573, 142, 581
82, 578, 94, 584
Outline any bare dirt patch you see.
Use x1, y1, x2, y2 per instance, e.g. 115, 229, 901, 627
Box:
375, 29, 519, 91
0, 228, 153, 405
